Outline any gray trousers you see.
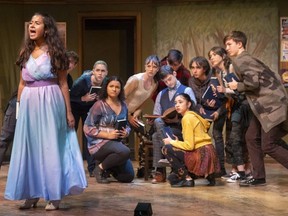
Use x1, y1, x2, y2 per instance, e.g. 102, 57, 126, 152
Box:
152, 117, 182, 168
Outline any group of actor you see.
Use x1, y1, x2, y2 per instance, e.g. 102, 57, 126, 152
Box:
1, 11, 288, 211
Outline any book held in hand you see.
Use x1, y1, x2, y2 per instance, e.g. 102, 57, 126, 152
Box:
224, 73, 239, 82
134, 120, 145, 135
89, 86, 101, 94
161, 126, 174, 138
210, 77, 220, 87
202, 84, 224, 108
200, 109, 215, 121
202, 85, 222, 107
115, 119, 127, 130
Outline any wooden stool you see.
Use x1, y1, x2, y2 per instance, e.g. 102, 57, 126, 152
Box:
143, 138, 153, 181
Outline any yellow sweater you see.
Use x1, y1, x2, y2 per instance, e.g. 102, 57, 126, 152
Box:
170, 111, 212, 150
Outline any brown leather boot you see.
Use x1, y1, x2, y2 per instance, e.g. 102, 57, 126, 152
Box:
151, 171, 166, 184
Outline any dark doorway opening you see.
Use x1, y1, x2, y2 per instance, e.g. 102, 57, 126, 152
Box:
82, 18, 136, 82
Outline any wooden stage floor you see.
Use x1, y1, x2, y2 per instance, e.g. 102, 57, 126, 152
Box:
0, 157, 287, 216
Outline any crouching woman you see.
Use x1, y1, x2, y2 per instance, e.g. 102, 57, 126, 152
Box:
162, 93, 219, 187
84, 76, 134, 184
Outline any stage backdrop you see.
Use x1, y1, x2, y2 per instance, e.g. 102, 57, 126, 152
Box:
154, 2, 278, 72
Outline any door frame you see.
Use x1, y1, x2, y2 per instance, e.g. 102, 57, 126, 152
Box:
77, 12, 142, 158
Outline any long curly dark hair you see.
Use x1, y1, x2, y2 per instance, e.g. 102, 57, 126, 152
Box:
16, 12, 68, 74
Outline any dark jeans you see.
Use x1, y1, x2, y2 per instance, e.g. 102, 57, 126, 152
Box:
93, 140, 134, 183
246, 114, 288, 179
227, 122, 246, 165
73, 109, 96, 173
0, 97, 17, 167
212, 112, 226, 172
162, 144, 186, 180
225, 100, 251, 166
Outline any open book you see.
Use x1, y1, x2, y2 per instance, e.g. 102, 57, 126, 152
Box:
143, 107, 177, 120
89, 86, 101, 94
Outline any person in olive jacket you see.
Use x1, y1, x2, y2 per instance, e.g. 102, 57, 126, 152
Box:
225, 30, 288, 187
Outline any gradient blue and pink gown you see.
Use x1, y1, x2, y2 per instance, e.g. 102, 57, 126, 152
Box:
5, 52, 87, 201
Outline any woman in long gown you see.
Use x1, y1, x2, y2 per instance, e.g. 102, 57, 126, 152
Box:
4, 12, 87, 211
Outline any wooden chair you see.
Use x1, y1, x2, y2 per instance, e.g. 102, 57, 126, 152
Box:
135, 131, 154, 181
142, 137, 153, 181
136, 125, 170, 181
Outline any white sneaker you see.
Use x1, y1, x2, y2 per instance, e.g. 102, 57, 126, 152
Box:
226, 172, 241, 183
221, 171, 237, 179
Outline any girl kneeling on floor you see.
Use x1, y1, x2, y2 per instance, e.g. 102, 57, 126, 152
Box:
162, 93, 220, 187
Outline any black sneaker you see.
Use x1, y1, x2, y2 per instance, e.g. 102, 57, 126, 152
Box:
89, 171, 95, 177
239, 178, 266, 187
93, 166, 110, 184
206, 173, 216, 186
171, 179, 195, 187
239, 173, 253, 183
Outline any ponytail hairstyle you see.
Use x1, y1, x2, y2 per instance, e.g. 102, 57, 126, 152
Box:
176, 93, 195, 111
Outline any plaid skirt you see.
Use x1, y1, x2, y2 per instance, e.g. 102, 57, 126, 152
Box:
184, 144, 220, 177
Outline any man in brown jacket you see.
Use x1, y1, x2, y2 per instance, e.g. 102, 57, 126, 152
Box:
224, 30, 288, 186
